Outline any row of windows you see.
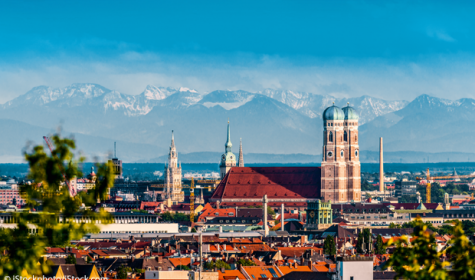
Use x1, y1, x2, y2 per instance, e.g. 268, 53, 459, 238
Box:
337, 208, 387, 213
326, 122, 357, 126
218, 219, 257, 223
327, 131, 358, 142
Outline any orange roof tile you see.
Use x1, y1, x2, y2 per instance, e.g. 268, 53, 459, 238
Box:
312, 265, 329, 272
278, 265, 312, 275
169, 258, 191, 267
219, 270, 246, 280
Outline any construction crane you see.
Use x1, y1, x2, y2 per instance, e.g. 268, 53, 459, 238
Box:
416, 168, 475, 203
43, 136, 77, 197
190, 177, 195, 223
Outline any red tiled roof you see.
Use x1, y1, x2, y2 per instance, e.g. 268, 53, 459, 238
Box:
197, 208, 236, 222
47, 248, 65, 253
211, 167, 321, 201
171, 203, 192, 211
219, 202, 307, 207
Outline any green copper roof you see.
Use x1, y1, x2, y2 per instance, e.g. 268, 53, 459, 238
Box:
416, 202, 427, 210
225, 120, 232, 152
323, 104, 345, 121
342, 104, 359, 120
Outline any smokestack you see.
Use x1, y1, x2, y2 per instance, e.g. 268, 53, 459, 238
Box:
114, 142, 117, 158
263, 195, 269, 237
379, 137, 384, 193
281, 204, 284, 231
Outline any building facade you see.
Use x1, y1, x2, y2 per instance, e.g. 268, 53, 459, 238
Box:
219, 120, 237, 179
164, 131, 184, 203
321, 103, 361, 203
395, 179, 418, 197
332, 203, 411, 226
305, 200, 333, 229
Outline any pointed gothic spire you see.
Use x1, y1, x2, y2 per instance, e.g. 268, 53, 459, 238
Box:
225, 119, 232, 152
238, 138, 244, 167
171, 130, 175, 148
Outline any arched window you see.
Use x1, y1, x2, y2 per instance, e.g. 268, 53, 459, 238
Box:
344, 131, 348, 142
329, 132, 333, 142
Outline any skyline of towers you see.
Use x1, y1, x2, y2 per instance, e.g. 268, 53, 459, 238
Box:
321, 103, 361, 203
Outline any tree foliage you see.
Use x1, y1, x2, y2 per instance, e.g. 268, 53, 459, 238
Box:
204, 260, 231, 270
65, 254, 76, 264
402, 219, 437, 232
387, 218, 475, 280
385, 218, 449, 280
374, 235, 385, 255
0, 133, 113, 277
117, 266, 132, 279
356, 232, 364, 254
175, 265, 191, 270
323, 235, 336, 256
398, 195, 418, 203
237, 259, 256, 266
389, 222, 401, 229
445, 221, 475, 279
160, 212, 193, 222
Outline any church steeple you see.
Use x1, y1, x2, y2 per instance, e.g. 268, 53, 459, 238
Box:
238, 138, 244, 167
171, 130, 175, 148
225, 119, 232, 152
164, 130, 184, 203
220, 119, 237, 179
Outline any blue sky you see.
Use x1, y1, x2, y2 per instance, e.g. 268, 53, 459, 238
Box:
0, 0, 475, 103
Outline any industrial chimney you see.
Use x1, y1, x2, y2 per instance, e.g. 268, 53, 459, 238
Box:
263, 195, 269, 237
379, 137, 384, 193
281, 204, 284, 231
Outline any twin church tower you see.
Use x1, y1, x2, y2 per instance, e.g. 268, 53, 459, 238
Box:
165, 103, 361, 204
321, 103, 361, 203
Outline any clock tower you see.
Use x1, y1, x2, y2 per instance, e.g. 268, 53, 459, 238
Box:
220, 120, 236, 179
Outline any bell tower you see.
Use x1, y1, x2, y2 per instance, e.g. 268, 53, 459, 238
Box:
342, 103, 361, 202
219, 120, 236, 179
321, 103, 347, 203
321, 103, 361, 203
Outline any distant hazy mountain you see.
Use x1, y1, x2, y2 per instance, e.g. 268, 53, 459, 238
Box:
259, 89, 408, 124
0, 83, 471, 163
359, 94, 475, 153
0, 118, 166, 163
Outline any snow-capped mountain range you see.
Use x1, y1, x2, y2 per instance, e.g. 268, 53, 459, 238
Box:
0, 83, 473, 162
1, 83, 407, 124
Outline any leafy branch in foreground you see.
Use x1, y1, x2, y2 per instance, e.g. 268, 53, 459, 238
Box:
385, 218, 449, 280
0, 133, 114, 277
385, 217, 475, 280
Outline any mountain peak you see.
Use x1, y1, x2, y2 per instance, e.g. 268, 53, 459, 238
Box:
179, 87, 197, 93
